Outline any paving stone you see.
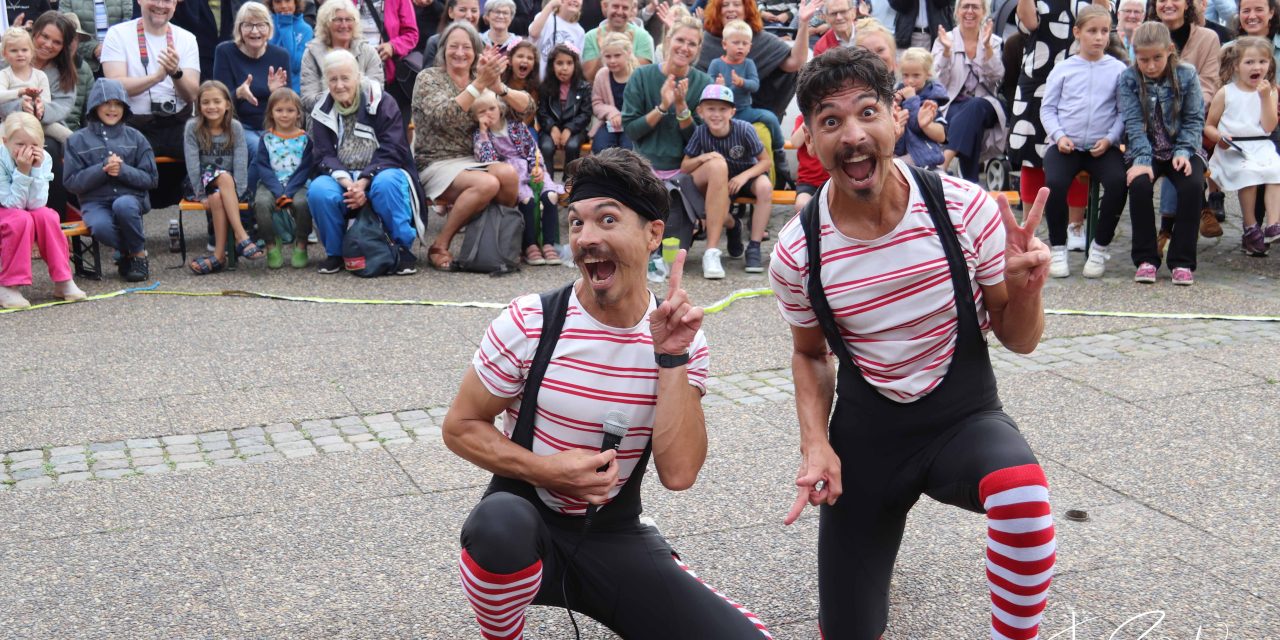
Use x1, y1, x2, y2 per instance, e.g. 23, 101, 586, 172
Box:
334, 416, 364, 427
246, 453, 283, 463
15, 476, 54, 489
347, 433, 375, 443
737, 380, 764, 390
198, 430, 230, 442
271, 431, 306, 444
12, 468, 48, 481
369, 421, 402, 434
0, 472, 7, 482
137, 464, 171, 475
376, 429, 410, 441
280, 447, 317, 459
47, 453, 86, 466
416, 426, 443, 439
53, 463, 89, 473
230, 426, 265, 439
382, 438, 414, 447
427, 407, 449, 418
365, 413, 397, 424
93, 468, 133, 479
93, 449, 127, 460
175, 461, 209, 471
91, 459, 130, 470
89, 441, 126, 453
201, 439, 232, 452
395, 410, 429, 421
206, 449, 237, 461
400, 419, 433, 433
300, 419, 333, 429
264, 423, 297, 434
50, 445, 86, 457
275, 441, 314, 452
125, 438, 160, 449
165, 444, 200, 455
130, 457, 163, 469
9, 459, 44, 472
354, 440, 383, 450
312, 436, 345, 447
7, 448, 41, 463
234, 436, 267, 447
237, 445, 274, 456
167, 454, 204, 464
161, 434, 198, 446
304, 425, 339, 439
213, 458, 246, 467
752, 386, 778, 396
736, 396, 767, 405
57, 472, 93, 483
129, 447, 163, 459
320, 443, 355, 454
340, 424, 369, 436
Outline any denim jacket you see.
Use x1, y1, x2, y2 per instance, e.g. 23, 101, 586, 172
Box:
1116, 63, 1204, 167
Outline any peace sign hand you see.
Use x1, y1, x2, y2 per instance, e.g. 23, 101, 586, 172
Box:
998, 187, 1051, 296
649, 249, 703, 357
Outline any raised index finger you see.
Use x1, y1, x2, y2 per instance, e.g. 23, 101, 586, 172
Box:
667, 249, 686, 300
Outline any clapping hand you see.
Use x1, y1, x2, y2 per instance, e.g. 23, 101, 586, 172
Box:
660, 74, 677, 111
267, 66, 288, 93
936, 25, 953, 55
648, 249, 703, 359
731, 70, 743, 87
797, 0, 824, 24
980, 17, 994, 49
104, 153, 123, 177
917, 100, 938, 128
238, 74, 259, 106
892, 103, 909, 138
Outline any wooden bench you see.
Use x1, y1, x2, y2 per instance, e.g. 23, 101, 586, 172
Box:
60, 204, 102, 280
155, 156, 254, 267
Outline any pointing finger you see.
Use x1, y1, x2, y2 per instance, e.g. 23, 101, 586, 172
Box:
784, 487, 809, 525
667, 248, 685, 300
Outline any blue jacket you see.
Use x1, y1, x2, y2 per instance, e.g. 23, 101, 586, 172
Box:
63, 78, 158, 211
1117, 63, 1204, 167
894, 80, 949, 168
270, 13, 312, 94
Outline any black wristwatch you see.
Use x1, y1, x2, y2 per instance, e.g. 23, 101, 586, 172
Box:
655, 351, 690, 368
170, 69, 184, 79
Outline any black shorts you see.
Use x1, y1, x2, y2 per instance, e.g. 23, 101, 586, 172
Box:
796, 182, 821, 197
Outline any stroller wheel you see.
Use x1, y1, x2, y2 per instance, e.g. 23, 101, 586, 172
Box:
984, 157, 1012, 191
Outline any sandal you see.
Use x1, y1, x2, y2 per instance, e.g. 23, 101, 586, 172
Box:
237, 238, 265, 260
525, 245, 546, 266
541, 244, 562, 265
188, 254, 225, 275
427, 245, 453, 271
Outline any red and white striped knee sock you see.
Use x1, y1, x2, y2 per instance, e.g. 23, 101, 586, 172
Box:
980, 464, 1056, 640
458, 549, 543, 640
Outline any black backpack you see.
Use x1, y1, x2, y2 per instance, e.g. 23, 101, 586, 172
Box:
342, 204, 399, 277
453, 203, 524, 275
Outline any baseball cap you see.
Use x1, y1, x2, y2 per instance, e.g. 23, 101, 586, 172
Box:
699, 84, 736, 106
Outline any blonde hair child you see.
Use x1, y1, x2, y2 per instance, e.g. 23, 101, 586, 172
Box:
0, 28, 56, 139
0, 111, 84, 308
894, 47, 947, 168
591, 32, 636, 154
184, 80, 256, 275
1206, 36, 1280, 255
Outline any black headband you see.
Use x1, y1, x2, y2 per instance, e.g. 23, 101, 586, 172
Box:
566, 179, 664, 221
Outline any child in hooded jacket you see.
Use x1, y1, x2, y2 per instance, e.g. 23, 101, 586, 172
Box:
63, 78, 159, 283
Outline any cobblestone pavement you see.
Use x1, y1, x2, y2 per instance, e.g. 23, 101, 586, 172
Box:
4, 318, 1277, 490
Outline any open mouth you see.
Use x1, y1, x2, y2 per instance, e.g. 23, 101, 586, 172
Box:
1251, 71, 1265, 81
582, 256, 618, 288
842, 153, 877, 188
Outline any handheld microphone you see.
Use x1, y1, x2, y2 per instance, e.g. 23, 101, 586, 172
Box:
585, 411, 630, 520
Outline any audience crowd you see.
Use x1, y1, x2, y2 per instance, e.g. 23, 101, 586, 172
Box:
1, 0, 1279, 308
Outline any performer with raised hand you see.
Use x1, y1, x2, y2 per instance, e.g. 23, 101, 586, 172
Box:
443, 148, 773, 640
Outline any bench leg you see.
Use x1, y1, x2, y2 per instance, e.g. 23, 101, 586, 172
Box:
1085, 179, 1101, 256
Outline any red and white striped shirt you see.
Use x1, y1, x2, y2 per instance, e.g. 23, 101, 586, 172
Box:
472, 288, 711, 515
769, 162, 1006, 403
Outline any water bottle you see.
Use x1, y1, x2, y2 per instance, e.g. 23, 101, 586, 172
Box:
168, 219, 181, 253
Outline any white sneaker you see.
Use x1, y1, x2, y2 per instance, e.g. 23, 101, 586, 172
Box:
647, 252, 667, 283
53, 280, 87, 302
1067, 223, 1087, 251
1082, 241, 1109, 279
702, 248, 725, 279
0, 285, 30, 309
1049, 246, 1069, 278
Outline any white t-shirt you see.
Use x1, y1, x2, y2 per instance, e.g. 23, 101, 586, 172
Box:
769, 161, 1006, 403
536, 15, 585, 80
472, 288, 710, 515
100, 18, 199, 116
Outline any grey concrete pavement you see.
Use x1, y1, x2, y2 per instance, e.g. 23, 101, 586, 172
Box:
1, 197, 1277, 638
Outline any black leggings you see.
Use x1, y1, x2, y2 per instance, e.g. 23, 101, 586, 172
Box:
1042, 147, 1127, 247
539, 130, 584, 182
519, 192, 559, 247
819, 410, 1038, 638
461, 492, 770, 638
1127, 156, 1205, 270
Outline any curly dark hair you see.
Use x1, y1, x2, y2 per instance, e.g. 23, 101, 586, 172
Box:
797, 46, 896, 120
565, 149, 670, 222
1146, 0, 1200, 31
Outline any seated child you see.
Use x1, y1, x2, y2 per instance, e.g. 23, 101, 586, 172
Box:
707, 20, 785, 180
681, 84, 772, 275
253, 87, 315, 269
472, 88, 564, 266
893, 47, 948, 170
63, 78, 160, 283
0, 27, 69, 144
791, 114, 829, 213
0, 112, 85, 308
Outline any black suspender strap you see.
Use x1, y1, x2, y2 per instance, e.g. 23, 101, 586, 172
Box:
507, 283, 574, 450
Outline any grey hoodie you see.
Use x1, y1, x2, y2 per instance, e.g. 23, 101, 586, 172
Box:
63, 78, 159, 211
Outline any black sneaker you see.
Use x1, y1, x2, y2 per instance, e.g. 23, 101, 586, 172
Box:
395, 245, 418, 275
318, 255, 344, 274
124, 255, 149, 282
726, 219, 744, 259
116, 254, 132, 279
744, 242, 764, 273
1209, 191, 1226, 222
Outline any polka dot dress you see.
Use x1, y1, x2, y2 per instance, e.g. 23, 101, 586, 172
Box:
1008, 0, 1095, 169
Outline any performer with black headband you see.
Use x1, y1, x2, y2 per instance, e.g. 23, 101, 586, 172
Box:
443, 148, 772, 640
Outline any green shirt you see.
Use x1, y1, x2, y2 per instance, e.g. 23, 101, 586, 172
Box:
582, 23, 656, 64
621, 63, 711, 171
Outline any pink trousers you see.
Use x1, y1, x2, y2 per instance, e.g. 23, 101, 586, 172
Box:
0, 207, 71, 287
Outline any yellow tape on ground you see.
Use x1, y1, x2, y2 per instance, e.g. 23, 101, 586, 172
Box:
4, 282, 1280, 322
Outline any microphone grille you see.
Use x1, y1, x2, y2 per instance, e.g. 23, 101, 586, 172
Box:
602, 410, 630, 438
